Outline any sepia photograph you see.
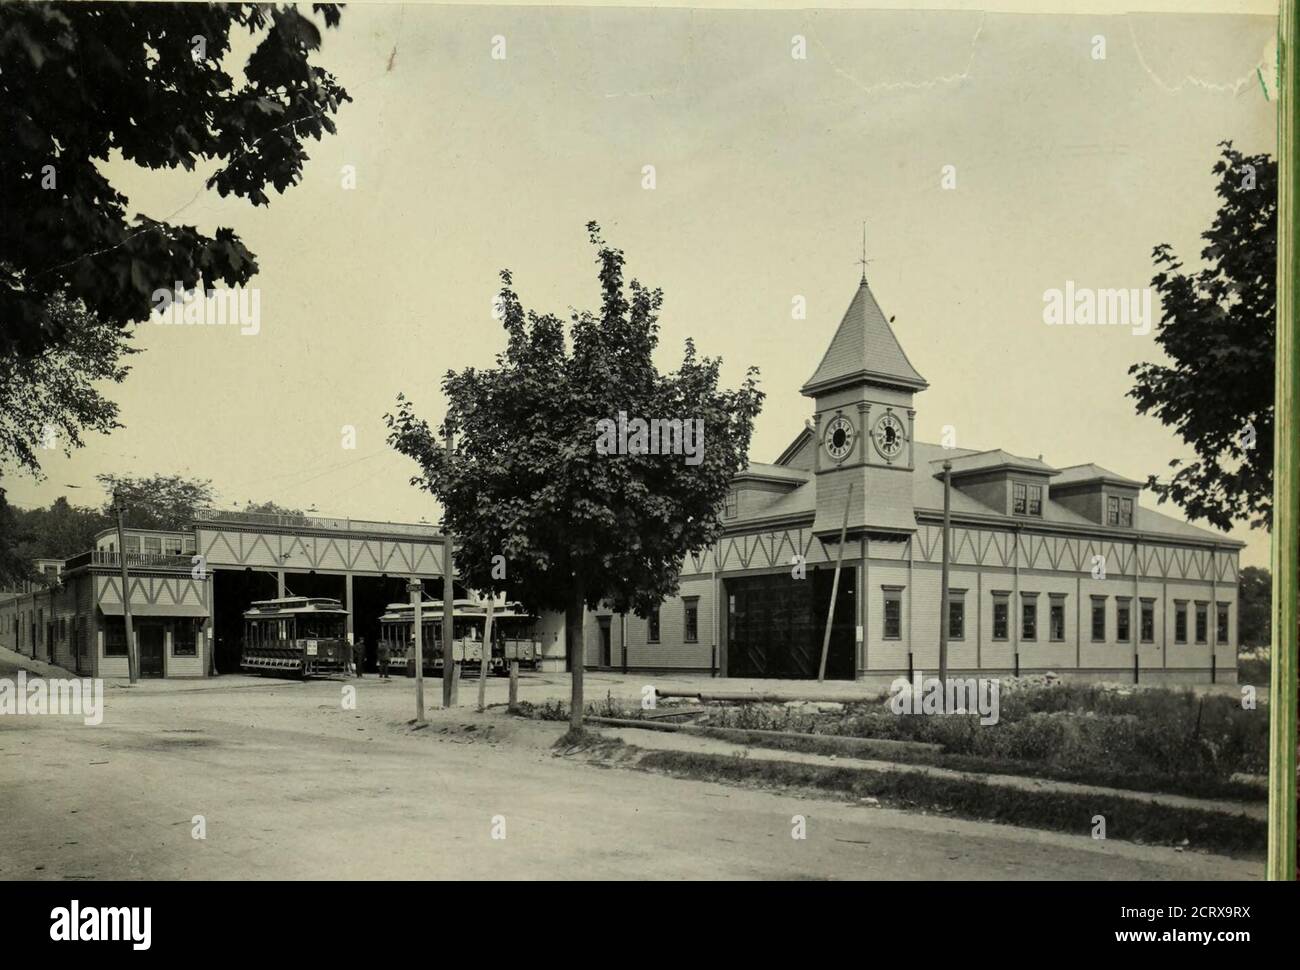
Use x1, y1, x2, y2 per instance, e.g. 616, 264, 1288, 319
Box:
0, 0, 1296, 946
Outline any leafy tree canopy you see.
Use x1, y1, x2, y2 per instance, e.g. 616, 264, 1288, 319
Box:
1129, 142, 1275, 531
0, 2, 350, 361
387, 224, 765, 620
0, 293, 137, 476
1237, 564, 1271, 648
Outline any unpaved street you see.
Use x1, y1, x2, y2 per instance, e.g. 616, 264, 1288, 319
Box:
0, 665, 1263, 880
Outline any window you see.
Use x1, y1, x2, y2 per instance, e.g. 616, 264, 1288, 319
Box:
647, 607, 660, 643
1195, 603, 1208, 644
124, 535, 141, 554
104, 617, 129, 657
1120, 498, 1134, 528
173, 620, 198, 657
164, 536, 184, 555
1013, 481, 1042, 516
1049, 595, 1066, 641
1216, 603, 1230, 643
1116, 598, 1131, 642
992, 593, 1009, 641
1140, 599, 1156, 642
947, 591, 965, 641
142, 535, 162, 555
683, 598, 699, 643
723, 490, 737, 520
183, 536, 196, 554
1174, 602, 1188, 644
1107, 496, 1120, 526
883, 587, 903, 640
1021, 594, 1037, 641
1091, 597, 1106, 642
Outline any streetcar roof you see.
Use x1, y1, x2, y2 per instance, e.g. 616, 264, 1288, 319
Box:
243, 596, 350, 618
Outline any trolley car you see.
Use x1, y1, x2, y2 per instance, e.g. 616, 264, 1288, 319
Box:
241, 596, 351, 678
378, 599, 541, 676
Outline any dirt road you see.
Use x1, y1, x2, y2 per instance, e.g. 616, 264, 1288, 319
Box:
0, 666, 1262, 880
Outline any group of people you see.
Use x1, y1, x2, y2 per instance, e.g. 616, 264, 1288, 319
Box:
349, 636, 393, 679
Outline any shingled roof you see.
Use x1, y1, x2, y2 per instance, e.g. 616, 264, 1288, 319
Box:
800, 278, 928, 395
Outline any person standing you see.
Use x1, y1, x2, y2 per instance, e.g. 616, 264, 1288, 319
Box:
352, 635, 366, 678
377, 636, 390, 680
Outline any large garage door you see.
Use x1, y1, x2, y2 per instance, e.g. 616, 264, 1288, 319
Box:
725, 568, 856, 680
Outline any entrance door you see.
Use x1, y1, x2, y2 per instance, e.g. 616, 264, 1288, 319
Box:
139, 625, 165, 678
726, 569, 856, 679
598, 617, 612, 667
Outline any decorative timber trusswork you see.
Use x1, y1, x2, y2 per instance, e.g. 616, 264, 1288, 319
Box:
196, 526, 446, 577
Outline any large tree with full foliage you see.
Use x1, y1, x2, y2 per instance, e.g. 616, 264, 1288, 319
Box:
387, 224, 764, 729
1129, 142, 1276, 531
0, 2, 350, 361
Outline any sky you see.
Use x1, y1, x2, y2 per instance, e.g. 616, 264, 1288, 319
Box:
8, 2, 1278, 566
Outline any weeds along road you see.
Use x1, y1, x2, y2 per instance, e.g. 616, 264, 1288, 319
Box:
0, 673, 1263, 881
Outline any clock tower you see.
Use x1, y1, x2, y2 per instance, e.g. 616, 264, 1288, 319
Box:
802, 276, 928, 537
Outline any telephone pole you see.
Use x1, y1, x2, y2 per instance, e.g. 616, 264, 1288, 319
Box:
441, 425, 457, 708
938, 461, 953, 701
408, 578, 425, 723
112, 491, 138, 684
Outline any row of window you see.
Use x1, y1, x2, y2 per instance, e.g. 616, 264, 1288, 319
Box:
105, 535, 196, 555
1011, 481, 1043, 517
881, 588, 1230, 645
102, 618, 199, 657
1106, 495, 1135, 528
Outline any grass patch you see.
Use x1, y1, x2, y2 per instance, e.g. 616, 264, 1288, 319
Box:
638, 750, 1265, 857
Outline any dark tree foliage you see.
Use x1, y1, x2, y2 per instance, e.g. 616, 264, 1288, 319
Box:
387, 224, 764, 727
0, 487, 34, 587
0, 293, 137, 475
0, 2, 350, 361
1129, 142, 1276, 531
1236, 565, 1271, 648
8, 495, 113, 564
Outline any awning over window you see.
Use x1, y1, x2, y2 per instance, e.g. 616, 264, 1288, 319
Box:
98, 603, 208, 618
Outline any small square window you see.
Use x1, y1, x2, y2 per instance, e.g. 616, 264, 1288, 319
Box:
1012, 482, 1027, 515
1107, 496, 1120, 526
992, 595, 1009, 641
1195, 603, 1208, 644
1216, 603, 1230, 643
1116, 599, 1131, 642
647, 608, 660, 644
1021, 596, 1037, 641
1140, 600, 1155, 642
1119, 498, 1134, 528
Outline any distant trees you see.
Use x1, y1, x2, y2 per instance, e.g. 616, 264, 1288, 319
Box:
388, 224, 764, 730
1237, 565, 1271, 648
1129, 142, 1276, 531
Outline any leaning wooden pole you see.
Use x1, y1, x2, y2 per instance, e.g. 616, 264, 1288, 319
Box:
477, 595, 494, 712
441, 426, 457, 709
113, 494, 138, 684
938, 461, 952, 696
1268, 0, 1298, 883
817, 482, 854, 682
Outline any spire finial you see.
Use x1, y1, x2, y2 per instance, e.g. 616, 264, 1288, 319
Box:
856, 220, 872, 284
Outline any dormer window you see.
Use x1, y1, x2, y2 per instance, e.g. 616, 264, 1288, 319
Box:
1013, 481, 1043, 517
1107, 496, 1134, 527
723, 489, 738, 519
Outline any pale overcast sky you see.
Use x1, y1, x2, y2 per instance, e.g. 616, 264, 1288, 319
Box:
9, 2, 1278, 566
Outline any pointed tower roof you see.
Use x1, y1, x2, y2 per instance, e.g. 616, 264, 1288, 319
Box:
800, 279, 928, 396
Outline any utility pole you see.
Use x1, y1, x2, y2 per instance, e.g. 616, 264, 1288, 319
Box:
408, 578, 425, 723
939, 460, 952, 703
817, 482, 854, 682
441, 425, 458, 709
477, 594, 494, 712
112, 491, 138, 684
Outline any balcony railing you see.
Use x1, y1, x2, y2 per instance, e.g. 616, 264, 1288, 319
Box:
65, 550, 194, 571
193, 508, 441, 538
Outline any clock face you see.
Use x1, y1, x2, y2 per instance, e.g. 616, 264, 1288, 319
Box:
824, 415, 854, 462
872, 412, 906, 460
